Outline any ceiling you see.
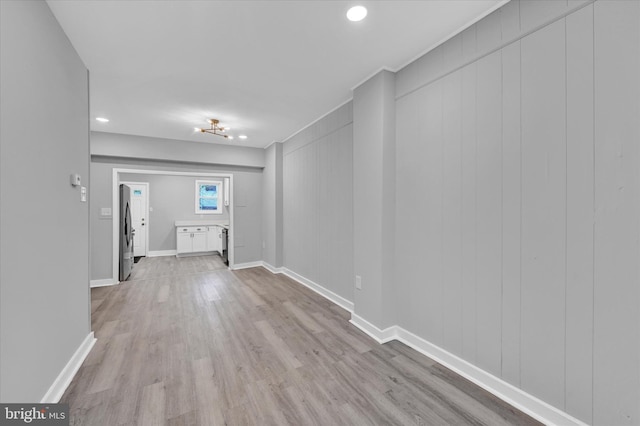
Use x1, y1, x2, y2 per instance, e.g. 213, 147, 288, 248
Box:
47, 0, 505, 149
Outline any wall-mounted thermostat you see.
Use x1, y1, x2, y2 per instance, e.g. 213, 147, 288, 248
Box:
70, 173, 81, 187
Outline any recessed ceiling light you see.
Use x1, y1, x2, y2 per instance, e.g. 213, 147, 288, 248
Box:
238, 135, 248, 140
96, 117, 109, 123
228, 136, 234, 140
347, 5, 367, 22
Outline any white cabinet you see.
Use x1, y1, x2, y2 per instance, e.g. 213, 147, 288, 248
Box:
207, 226, 221, 254
192, 232, 208, 252
176, 230, 193, 254
176, 226, 208, 255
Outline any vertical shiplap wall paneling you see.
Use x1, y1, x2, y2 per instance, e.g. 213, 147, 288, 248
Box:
565, 4, 594, 423
282, 103, 354, 304
460, 61, 478, 364
520, 19, 567, 409
422, 80, 444, 345
442, 69, 463, 356
474, 50, 503, 377
390, 0, 640, 423
317, 137, 329, 289
305, 143, 318, 280
394, 93, 424, 329
328, 125, 354, 301
500, 41, 522, 387
593, 1, 640, 424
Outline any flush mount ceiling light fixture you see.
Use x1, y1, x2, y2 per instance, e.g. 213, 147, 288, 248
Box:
347, 5, 367, 22
195, 119, 231, 139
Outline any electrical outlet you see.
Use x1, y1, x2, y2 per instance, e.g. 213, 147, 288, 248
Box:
355, 275, 362, 290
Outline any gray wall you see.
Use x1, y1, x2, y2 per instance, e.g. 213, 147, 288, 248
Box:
0, 0, 91, 402
393, 1, 638, 424
262, 143, 283, 267
282, 102, 354, 303
92, 131, 265, 169
353, 70, 397, 329
120, 173, 230, 251
91, 156, 263, 280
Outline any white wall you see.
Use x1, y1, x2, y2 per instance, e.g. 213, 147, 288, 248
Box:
282, 102, 354, 304
0, 0, 91, 402
393, 1, 638, 424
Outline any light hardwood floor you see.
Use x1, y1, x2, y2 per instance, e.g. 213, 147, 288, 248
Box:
63, 256, 541, 425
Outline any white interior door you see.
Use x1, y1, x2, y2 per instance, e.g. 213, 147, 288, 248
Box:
122, 182, 148, 257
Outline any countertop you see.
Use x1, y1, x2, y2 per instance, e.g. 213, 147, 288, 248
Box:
175, 220, 229, 227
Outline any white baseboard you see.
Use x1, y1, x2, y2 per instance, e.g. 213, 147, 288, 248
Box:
41, 332, 96, 403
280, 268, 355, 313
349, 314, 397, 343
90, 278, 117, 288
253, 262, 354, 313
231, 261, 264, 270
262, 262, 285, 274
147, 250, 177, 257
349, 316, 587, 426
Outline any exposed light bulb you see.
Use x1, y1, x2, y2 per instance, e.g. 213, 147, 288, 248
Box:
238, 135, 248, 140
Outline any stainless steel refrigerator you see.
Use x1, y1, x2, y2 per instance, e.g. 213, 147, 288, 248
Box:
119, 184, 134, 281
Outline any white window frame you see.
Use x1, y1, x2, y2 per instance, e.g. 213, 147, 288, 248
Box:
195, 180, 223, 214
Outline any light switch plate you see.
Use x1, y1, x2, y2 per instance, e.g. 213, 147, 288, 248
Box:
355, 275, 362, 290
101, 207, 112, 216
80, 186, 87, 202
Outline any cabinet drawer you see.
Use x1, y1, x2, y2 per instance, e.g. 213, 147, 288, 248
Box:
177, 226, 205, 233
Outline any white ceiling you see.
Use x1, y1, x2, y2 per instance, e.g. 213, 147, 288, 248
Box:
47, 0, 505, 149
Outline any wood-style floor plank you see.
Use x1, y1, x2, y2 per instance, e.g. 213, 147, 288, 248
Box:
62, 255, 541, 425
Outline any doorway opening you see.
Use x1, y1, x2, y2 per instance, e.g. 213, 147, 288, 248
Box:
112, 168, 234, 283
120, 181, 149, 260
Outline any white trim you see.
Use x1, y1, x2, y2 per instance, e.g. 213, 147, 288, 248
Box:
349, 314, 397, 344
349, 319, 588, 426
263, 140, 283, 150
280, 268, 354, 313
350, 66, 395, 91
250, 263, 584, 425
40, 332, 96, 403
147, 250, 177, 258
195, 179, 224, 215
250, 263, 354, 313
231, 261, 264, 270
262, 262, 285, 274
112, 168, 235, 283
282, 97, 353, 143
391, 0, 510, 74
90, 278, 118, 288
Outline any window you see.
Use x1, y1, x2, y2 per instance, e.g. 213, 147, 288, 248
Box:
195, 180, 223, 214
